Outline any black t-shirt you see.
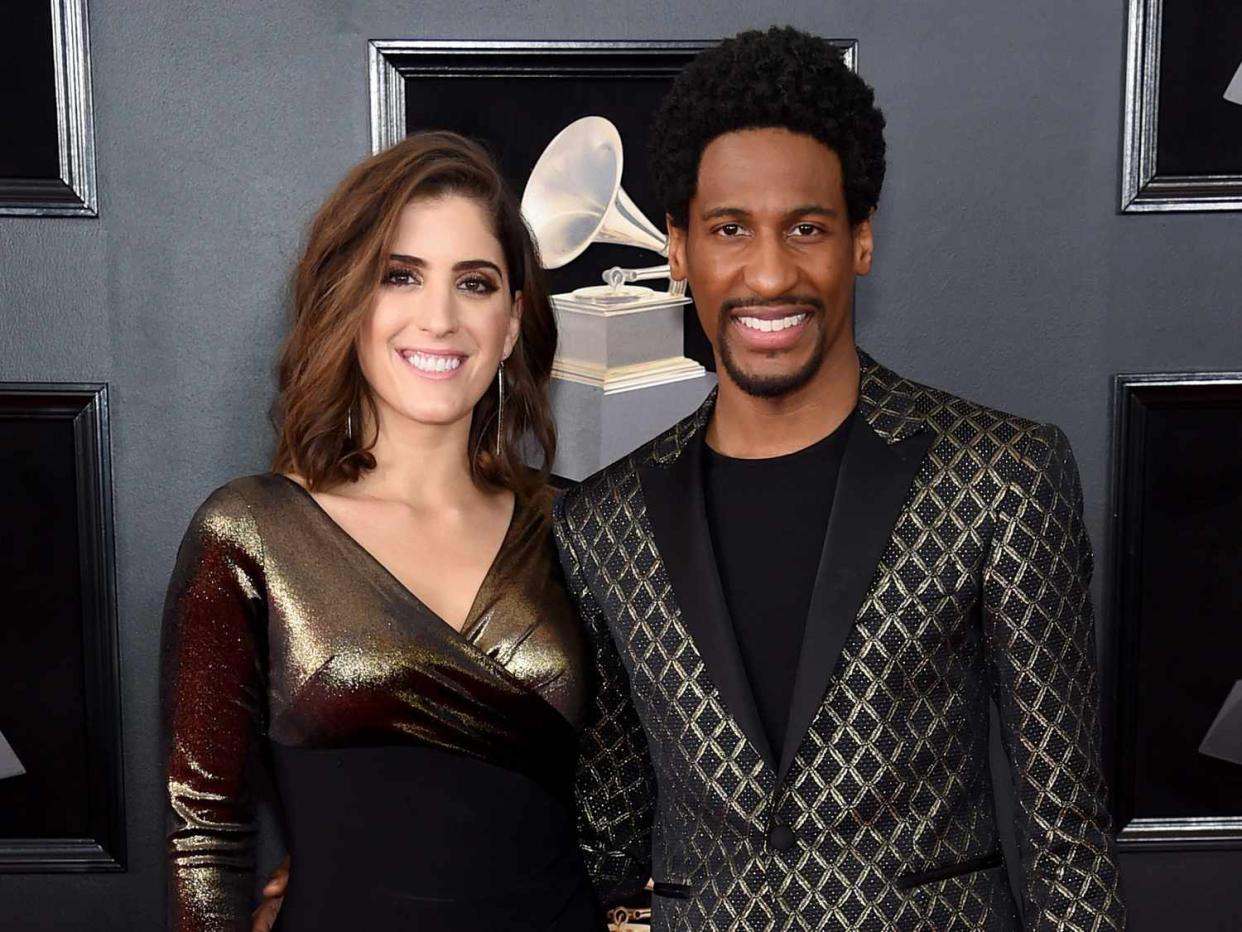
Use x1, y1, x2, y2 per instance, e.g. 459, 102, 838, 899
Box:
701, 412, 854, 754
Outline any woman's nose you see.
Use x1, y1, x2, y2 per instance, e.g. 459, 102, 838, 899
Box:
412, 284, 459, 336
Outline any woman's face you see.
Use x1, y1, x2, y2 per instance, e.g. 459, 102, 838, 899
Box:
357, 194, 521, 436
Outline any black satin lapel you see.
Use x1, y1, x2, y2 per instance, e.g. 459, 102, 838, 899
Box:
777, 421, 936, 783
638, 443, 775, 769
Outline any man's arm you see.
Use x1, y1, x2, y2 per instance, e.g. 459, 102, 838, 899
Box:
982, 423, 1125, 930
554, 492, 657, 906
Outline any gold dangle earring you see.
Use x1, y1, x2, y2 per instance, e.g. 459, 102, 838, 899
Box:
495, 361, 505, 457
346, 407, 354, 442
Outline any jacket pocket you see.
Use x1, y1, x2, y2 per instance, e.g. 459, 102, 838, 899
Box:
651, 881, 695, 900
894, 849, 1003, 891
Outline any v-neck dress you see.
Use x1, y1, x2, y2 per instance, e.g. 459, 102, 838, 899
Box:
161, 474, 600, 931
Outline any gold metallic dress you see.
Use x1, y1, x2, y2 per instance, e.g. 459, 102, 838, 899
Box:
161, 474, 600, 932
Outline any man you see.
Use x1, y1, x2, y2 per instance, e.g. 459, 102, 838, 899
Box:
255, 26, 1124, 932
557, 26, 1125, 930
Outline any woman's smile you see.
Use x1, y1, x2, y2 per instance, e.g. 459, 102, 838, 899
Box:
396, 347, 469, 380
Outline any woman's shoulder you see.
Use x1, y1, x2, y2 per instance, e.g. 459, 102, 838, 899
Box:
178, 473, 316, 573
187, 473, 303, 532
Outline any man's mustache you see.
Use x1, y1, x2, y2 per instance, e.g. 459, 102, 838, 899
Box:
720, 295, 825, 315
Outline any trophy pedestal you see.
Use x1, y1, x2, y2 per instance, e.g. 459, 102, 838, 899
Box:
551, 372, 716, 482
548, 292, 714, 481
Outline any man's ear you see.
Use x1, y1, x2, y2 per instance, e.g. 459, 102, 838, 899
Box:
852, 215, 874, 277
666, 214, 688, 281
504, 292, 523, 359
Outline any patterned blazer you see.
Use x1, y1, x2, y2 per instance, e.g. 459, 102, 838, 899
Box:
554, 351, 1125, 931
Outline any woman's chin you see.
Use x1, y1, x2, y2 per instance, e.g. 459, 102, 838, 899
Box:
388, 401, 475, 430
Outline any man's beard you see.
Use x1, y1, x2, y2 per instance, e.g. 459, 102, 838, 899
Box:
716, 297, 827, 398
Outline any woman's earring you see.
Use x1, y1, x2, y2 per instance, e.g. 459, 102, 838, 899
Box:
495, 360, 505, 457
346, 408, 354, 442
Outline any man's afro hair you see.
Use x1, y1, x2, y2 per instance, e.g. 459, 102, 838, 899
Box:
649, 26, 886, 228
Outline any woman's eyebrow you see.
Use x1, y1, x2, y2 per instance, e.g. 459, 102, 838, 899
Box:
452, 259, 503, 275
387, 254, 502, 276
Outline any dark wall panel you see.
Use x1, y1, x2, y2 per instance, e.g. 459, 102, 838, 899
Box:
0, 0, 59, 179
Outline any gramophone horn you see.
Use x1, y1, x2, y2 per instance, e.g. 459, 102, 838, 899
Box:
521, 116, 667, 269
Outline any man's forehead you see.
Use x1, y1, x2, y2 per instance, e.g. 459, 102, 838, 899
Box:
693, 128, 844, 210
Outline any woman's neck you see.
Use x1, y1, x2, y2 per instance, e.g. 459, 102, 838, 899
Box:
350, 408, 481, 509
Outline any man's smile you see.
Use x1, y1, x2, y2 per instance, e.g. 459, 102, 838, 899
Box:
729, 308, 814, 351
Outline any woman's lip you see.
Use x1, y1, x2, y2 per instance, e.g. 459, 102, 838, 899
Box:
729, 313, 812, 350
397, 347, 467, 358
395, 348, 467, 380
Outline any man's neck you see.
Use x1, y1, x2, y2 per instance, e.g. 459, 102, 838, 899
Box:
705, 343, 861, 459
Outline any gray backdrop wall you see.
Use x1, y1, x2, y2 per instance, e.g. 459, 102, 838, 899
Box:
1, 1, 1238, 929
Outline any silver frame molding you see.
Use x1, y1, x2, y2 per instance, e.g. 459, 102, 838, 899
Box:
0, 383, 125, 870
367, 38, 858, 154
1120, 0, 1242, 213
1117, 817, 1242, 850
1109, 370, 1242, 850
1, 0, 98, 217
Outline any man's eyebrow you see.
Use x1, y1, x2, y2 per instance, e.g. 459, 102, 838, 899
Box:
700, 206, 751, 221
786, 203, 838, 219
699, 204, 839, 221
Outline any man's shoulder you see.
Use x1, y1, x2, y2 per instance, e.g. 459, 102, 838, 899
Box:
554, 439, 652, 527
887, 365, 1071, 470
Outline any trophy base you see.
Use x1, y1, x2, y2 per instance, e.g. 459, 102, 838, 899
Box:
555, 287, 693, 315
550, 370, 717, 481
553, 356, 706, 395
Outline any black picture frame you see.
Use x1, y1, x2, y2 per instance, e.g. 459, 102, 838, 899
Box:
1121, 0, 1242, 212
0, 384, 125, 871
365, 39, 858, 369
0, 0, 97, 217
1109, 372, 1242, 849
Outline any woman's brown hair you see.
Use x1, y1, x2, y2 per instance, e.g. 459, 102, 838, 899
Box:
272, 131, 556, 496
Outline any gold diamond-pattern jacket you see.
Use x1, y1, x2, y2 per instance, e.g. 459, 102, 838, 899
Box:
554, 352, 1124, 931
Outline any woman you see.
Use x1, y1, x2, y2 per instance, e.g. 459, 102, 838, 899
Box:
161, 132, 603, 930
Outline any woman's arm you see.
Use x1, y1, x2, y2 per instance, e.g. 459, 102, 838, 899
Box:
161, 486, 267, 932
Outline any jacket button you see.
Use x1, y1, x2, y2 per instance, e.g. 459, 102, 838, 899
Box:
768, 821, 795, 852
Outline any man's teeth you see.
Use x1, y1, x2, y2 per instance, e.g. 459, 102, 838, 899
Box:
405, 352, 462, 373
737, 314, 808, 333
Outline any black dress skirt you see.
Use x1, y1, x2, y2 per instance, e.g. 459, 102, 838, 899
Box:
161, 475, 604, 931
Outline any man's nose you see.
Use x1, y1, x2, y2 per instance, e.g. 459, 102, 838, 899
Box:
742, 233, 800, 299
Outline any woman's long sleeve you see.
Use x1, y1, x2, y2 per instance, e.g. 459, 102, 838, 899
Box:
161, 486, 267, 931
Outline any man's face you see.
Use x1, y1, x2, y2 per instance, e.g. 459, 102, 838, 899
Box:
667, 128, 872, 399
